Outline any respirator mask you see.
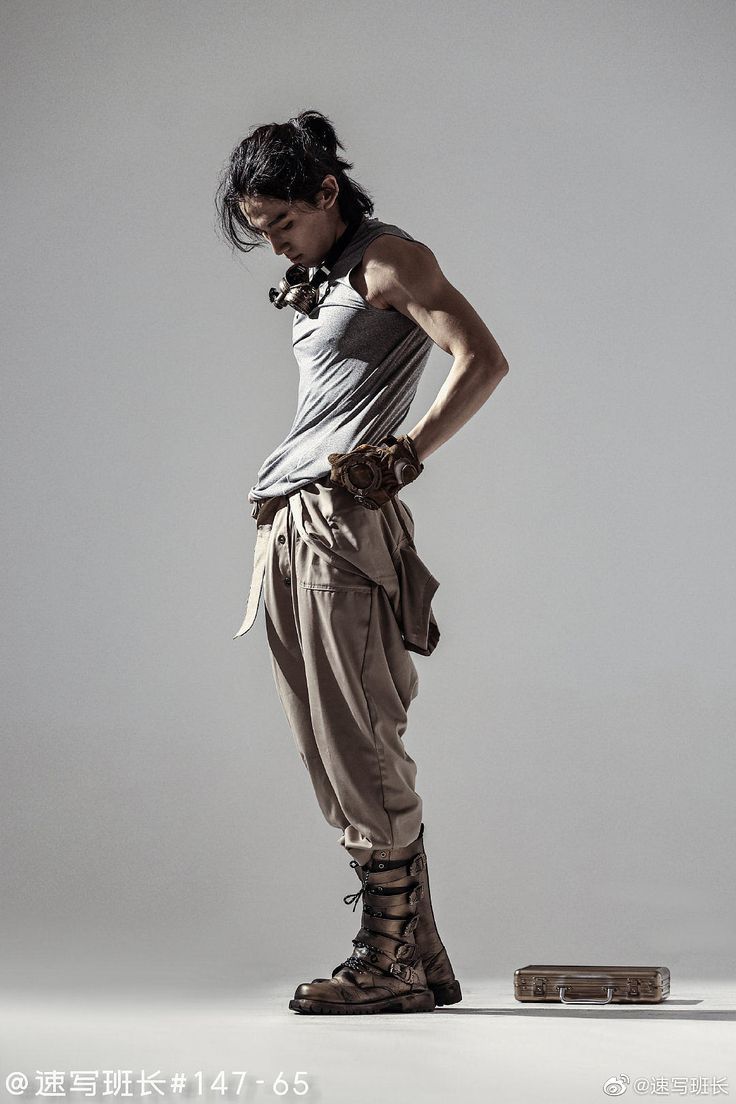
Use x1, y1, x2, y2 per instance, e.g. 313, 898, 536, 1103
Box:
269, 214, 365, 314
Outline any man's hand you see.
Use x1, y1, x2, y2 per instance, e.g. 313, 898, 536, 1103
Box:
327, 434, 423, 509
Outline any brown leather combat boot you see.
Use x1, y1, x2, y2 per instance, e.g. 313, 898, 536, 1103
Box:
288, 846, 435, 1014
347, 823, 462, 1006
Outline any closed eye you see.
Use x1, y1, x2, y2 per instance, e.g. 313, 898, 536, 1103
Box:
252, 220, 293, 238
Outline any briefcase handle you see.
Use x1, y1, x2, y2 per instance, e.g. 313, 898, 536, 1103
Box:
558, 973, 616, 1005
558, 989, 617, 1006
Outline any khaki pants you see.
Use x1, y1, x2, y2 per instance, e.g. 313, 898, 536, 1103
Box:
234, 477, 440, 867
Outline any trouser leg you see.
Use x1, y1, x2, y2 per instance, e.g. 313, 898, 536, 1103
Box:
262, 488, 423, 865
262, 502, 351, 835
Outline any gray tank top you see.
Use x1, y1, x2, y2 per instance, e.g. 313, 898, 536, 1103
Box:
248, 216, 434, 501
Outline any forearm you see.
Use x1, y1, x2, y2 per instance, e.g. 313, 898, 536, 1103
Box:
407, 353, 509, 463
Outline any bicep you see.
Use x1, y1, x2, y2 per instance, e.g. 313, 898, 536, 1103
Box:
377, 240, 506, 363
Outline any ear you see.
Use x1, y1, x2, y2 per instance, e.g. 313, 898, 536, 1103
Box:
319, 174, 340, 210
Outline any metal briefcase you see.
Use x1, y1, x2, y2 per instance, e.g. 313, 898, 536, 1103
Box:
514, 965, 670, 1004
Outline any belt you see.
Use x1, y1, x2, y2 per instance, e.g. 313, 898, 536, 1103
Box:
250, 494, 288, 525
251, 479, 413, 542
249, 476, 333, 524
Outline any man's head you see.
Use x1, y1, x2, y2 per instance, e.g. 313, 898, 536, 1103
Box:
215, 109, 374, 259
239, 176, 345, 268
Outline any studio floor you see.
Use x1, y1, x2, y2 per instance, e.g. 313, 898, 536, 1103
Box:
2, 979, 735, 1104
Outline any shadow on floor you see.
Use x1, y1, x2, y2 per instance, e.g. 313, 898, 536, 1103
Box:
433, 1000, 736, 1020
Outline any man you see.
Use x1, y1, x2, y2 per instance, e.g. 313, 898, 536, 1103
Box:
218, 110, 509, 1014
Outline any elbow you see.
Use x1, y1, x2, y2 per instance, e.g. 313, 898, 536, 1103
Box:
484, 356, 509, 399
468, 349, 509, 377
459, 346, 509, 384
479, 345, 509, 377
486, 355, 509, 380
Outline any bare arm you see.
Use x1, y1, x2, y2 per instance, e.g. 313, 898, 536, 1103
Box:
362, 235, 509, 463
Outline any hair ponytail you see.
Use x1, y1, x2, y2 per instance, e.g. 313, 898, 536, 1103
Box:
214, 109, 375, 254
288, 110, 339, 159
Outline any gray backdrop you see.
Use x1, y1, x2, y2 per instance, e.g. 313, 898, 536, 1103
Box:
2, 0, 734, 995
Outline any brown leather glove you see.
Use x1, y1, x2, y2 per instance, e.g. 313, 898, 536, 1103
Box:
327, 433, 423, 510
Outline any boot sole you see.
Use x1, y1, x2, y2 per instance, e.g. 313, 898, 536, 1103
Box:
429, 978, 463, 1006
289, 989, 436, 1015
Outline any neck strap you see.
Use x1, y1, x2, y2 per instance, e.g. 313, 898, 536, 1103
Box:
308, 214, 365, 287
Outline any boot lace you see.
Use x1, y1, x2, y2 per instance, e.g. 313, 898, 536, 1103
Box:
341, 951, 368, 972
342, 859, 367, 912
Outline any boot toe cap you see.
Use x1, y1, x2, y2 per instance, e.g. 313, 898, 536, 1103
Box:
293, 979, 344, 1001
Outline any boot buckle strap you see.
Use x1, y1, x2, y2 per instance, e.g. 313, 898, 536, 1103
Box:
363, 904, 383, 918
352, 938, 415, 979
389, 961, 418, 983
402, 914, 419, 935
372, 854, 424, 876
365, 883, 422, 903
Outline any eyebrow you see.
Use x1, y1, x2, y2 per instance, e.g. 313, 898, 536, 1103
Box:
250, 210, 289, 235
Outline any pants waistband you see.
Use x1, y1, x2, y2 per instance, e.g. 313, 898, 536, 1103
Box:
250, 476, 333, 525
250, 477, 415, 549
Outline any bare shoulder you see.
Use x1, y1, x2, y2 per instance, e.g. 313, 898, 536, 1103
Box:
363, 232, 438, 277
350, 232, 440, 310
356, 233, 507, 367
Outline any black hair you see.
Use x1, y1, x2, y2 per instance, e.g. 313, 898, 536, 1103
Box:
214, 109, 375, 254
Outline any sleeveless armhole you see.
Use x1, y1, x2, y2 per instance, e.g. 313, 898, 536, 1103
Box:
337, 227, 434, 313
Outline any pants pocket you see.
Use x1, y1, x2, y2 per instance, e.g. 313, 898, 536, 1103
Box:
292, 492, 397, 592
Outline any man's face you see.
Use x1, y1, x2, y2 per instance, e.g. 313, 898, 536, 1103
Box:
240, 178, 344, 266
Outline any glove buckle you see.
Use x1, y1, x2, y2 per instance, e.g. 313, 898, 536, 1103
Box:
353, 493, 381, 510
